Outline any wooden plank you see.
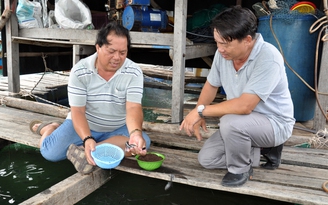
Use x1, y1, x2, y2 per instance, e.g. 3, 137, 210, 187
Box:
4, 0, 20, 94
185, 44, 216, 59
171, 0, 188, 123
0, 9, 12, 31
18, 51, 72, 57
202, 56, 213, 67
18, 28, 98, 41
141, 64, 207, 84
12, 37, 78, 47
0, 96, 69, 119
282, 146, 328, 169
144, 81, 204, 94
314, 29, 328, 131
18, 29, 193, 46
169, 43, 217, 60
140, 64, 200, 78
0, 95, 315, 149
20, 168, 112, 205
73, 45, 96, 65
147, 131, 204, 150
0, 72, 70, 96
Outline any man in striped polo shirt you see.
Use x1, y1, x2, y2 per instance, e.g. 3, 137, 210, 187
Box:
30, 22, 151, 174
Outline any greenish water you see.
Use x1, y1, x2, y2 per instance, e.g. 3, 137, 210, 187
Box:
142, 87, 173, 109
77, 171, 291, 205
0, 143, 76, 204
142, 87, 197, 110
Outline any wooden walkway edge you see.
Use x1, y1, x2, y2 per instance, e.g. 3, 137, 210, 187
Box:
0, 101, 328, 204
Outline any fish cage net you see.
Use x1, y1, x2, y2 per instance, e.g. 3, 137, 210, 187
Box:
253, 0, 325, 24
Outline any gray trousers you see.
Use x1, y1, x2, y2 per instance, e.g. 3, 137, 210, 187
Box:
198, 112, 275, 174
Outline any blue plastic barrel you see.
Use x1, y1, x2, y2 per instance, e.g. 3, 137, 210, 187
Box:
257, 14, 318, 122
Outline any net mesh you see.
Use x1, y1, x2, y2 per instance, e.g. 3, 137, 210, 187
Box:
273, 0, 311, 23
255, 0, 325, 24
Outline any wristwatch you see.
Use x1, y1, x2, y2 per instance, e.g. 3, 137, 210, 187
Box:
197, 105, 205, 118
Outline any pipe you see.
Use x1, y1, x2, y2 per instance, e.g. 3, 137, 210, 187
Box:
293, 125, 317, 134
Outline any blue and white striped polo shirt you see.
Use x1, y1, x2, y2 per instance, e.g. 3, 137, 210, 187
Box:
67, 52, 144, 132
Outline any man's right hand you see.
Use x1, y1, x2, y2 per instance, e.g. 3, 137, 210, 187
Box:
84, 139, 96, 166
192, 118, 208, 141
179, 108, 208, 140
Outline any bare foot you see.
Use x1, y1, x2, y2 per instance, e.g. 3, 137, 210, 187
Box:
32, 122, 62, 148
32, 122, 61, 136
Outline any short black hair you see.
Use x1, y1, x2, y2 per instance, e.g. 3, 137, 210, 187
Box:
211, 5, 257, 42
95, 21, 131, 50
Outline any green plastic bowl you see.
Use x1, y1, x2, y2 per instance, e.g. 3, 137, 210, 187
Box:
135, 152, 165, 171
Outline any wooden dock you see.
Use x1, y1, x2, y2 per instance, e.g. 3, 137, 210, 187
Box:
0, 72, 328, 204
0, 97, 327, 205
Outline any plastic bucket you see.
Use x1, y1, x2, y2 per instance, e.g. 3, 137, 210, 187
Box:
257, 15, 318, 121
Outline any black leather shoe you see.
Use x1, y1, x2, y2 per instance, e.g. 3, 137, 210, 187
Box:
261, 144, 283, 170
221, 167, 253, 187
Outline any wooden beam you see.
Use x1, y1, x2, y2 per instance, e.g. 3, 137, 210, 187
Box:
0, 95, 69, 119
18, 28, 192, 46
0, 9, 12, 30
171, 0, 187, 123
21, 169, 112, 205
313, 28, 328, 131
12, 37, 78, 47
201, 56, 213, 67
11, 51, 72, 57
5, 0, 20, 94
169, 43, 216, 60
184, 44, 216, 60
73, 45, 95, 65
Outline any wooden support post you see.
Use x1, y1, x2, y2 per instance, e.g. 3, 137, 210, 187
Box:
73, 45, 95, 66
201, 57, 213, 67
0, 9, 12, 30
171, 0, 187, 123
5, 0, 20, 94
73, 45, 81, 66
313, 28, 328, 131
